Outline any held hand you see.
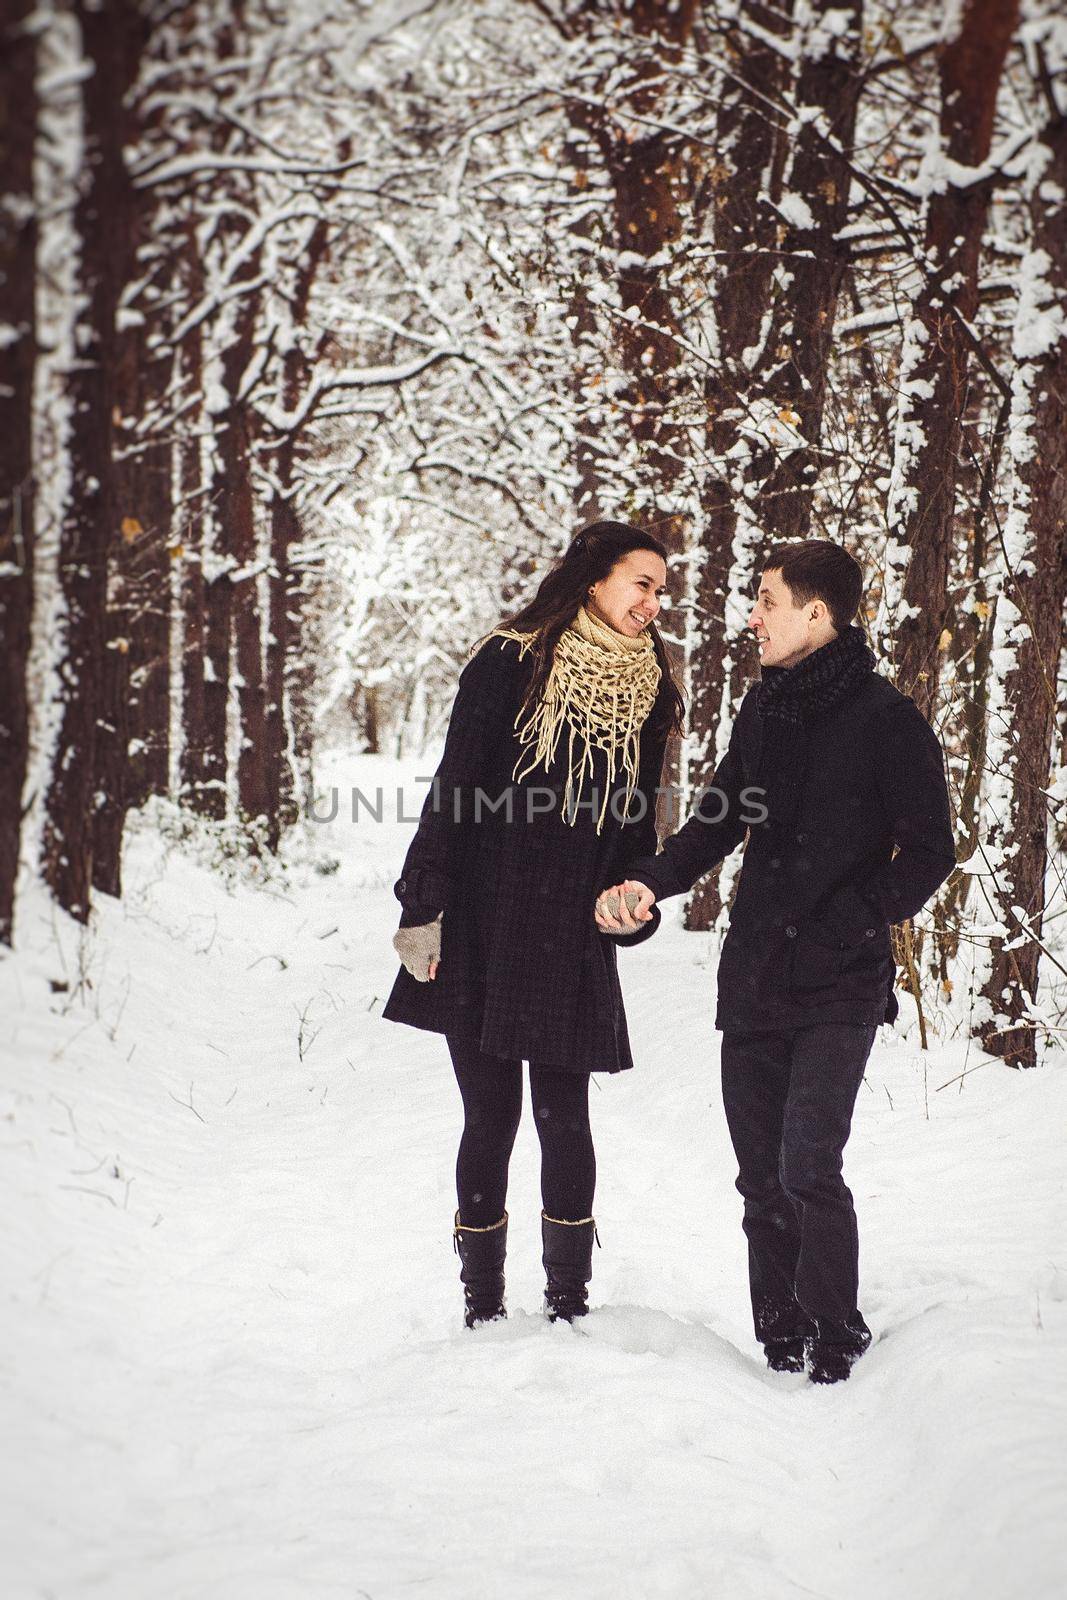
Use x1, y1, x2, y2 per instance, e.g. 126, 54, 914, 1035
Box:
392, 914, 443, 981
594, 880, 656, 934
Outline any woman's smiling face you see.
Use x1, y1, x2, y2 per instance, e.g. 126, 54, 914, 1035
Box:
587, 549, 668, 638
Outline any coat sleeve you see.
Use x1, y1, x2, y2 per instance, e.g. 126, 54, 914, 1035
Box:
617, 696, 670, 864
620, 702, 752, 904
815, 698, 957, 946
393, 638, 524, 928
599, 699, 671, 947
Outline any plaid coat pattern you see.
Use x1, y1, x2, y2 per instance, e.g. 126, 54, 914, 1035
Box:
382, 635, 671, 1073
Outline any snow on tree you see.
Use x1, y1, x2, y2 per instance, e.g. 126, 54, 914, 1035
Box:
0, 0, 39, 944
879, 0, 1020, 719
973, 11, 1067, 1068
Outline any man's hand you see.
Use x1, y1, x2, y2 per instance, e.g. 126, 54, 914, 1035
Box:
594, 880, 656, 934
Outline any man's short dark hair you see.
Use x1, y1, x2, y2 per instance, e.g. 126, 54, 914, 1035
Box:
763, 540, 865, 633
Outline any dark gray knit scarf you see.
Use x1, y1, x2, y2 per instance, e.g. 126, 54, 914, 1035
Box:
756, 624, 876, 726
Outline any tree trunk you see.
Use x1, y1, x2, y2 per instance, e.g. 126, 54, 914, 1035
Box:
265, 482, 297, 847
686, 0, 862, 930
190, 7, 255, 825
264, 219, 329, 847
94, 303, 172, 891
200, 528, 232, 822
930, 390, 1010, 963
978, 106, 1067, 1069
40, 1, 128, 919
89, 625, 129, 898
126, 344, 174, 807
285, 555, 316, 818
361, 685, 380, 756
561, 1, 702, 830
211, 246, 267, 830
178, 434, 208, 811
599, 0, 699, 544
685, 1, 793, 930
748, 0, 865, 541
88, 3, 154, 898
880, 0, 1019, 717
560, 105, 609, 526
176, 228, 215, 815
558, 0, 698, 532
0, 0, 37, 945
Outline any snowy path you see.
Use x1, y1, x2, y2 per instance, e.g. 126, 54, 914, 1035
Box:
3, 754, 1066, 1600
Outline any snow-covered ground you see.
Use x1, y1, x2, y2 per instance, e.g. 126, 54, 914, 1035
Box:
3, 753, 1066, 1600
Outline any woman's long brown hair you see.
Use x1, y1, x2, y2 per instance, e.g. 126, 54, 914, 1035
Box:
490, 520, 685, 737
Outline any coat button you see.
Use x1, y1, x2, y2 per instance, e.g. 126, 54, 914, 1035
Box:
865, 927, 877, 938
785, 925, 797, 938
397, 878, 407, 893
795, 832, 807, 845
770, 857, 781, 869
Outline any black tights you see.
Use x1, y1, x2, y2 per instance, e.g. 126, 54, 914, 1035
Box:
446, 1035, 596, 1227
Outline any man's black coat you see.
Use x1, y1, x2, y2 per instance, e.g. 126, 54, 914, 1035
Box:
624, 627, 957, 1033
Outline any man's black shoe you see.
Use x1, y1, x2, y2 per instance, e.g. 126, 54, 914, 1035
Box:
765, 1338, 806, 1373
807, 1339, 863, 1385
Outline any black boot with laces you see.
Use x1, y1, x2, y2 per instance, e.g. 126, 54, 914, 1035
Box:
807, 1314, 872, 1384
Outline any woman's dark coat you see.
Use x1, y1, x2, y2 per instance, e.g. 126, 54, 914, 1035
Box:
383, 635, 671, 1072
624, 629, 957, 1034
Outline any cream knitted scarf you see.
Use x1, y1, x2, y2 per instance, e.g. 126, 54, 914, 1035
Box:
489, 604, 661, 833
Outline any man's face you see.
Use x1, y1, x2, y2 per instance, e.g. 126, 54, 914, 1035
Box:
747, 567, 823, 669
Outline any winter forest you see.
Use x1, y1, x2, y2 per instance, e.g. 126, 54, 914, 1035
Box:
3, 2, 1067, 1598
3, 0, 1067, 1061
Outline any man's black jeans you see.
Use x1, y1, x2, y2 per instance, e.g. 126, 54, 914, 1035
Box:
720, 1022, 878, 1353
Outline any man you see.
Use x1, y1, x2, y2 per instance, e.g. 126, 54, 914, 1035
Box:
596, 541, 956, 1384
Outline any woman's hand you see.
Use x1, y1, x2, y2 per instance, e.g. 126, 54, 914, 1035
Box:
594, 880, 656, 934
392, 914, 442, 981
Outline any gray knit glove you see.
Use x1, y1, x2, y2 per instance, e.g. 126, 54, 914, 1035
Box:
392, 914, 442, 982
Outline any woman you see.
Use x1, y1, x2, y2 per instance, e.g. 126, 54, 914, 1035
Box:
383, 522, 684, 1328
